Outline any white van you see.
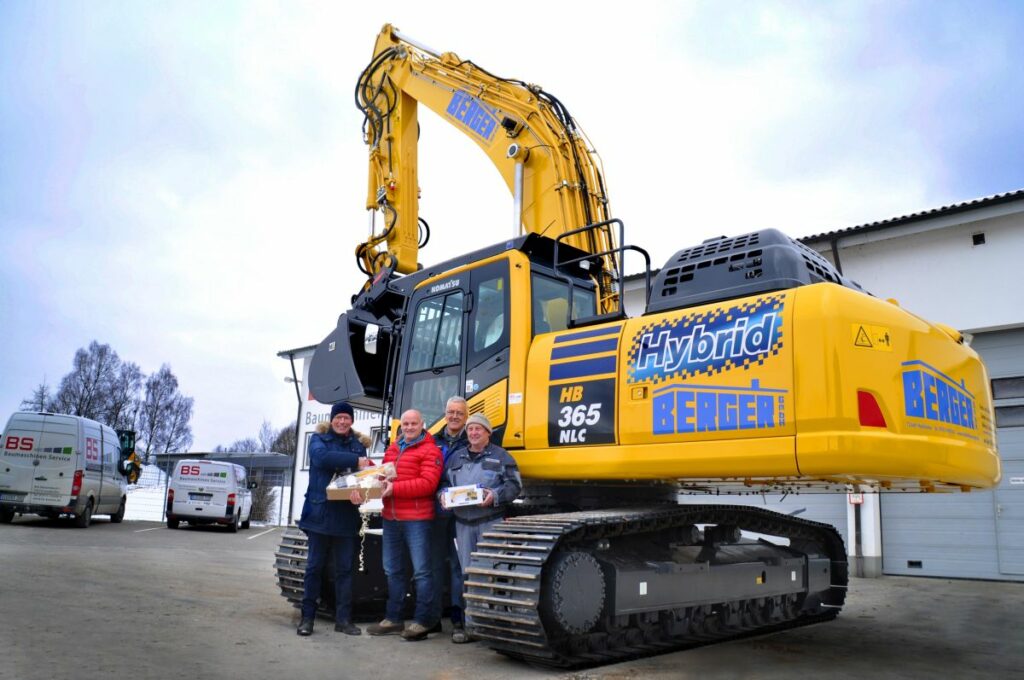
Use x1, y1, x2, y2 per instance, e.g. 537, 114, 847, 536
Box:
166, 459, 255, 532
0, 412, 128, 527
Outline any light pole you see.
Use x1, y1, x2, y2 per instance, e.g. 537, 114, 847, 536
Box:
284, 374, 303, 526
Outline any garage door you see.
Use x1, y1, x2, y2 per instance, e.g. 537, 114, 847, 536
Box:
881, 328, 1024, 582
680, 492, 849, 550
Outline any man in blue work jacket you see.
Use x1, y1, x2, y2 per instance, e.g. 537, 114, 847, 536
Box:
439, 412, 522, 639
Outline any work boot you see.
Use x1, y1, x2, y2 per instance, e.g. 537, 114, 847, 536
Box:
296, 618, 314, 636
401, 622, 431, 641
451, 623, 471, 644
366, 619, 404, 636
334, 621, 361, 636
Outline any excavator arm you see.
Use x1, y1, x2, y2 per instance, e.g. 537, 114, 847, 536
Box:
355, 24, 619, 308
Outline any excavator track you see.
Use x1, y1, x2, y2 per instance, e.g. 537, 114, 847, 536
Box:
274, 525, 391, 619
464, 505, 847, 668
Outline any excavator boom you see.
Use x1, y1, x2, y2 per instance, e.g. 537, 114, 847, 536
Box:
355, 25, 618, 309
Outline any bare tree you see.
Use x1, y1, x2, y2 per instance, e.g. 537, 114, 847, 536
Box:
21, 344, 193, 455
257, 420, 276, 452
50, 342, 121, 421
271, 421, 297, 455
136, 365, 193, 461
107, 362, 143, 430
160, 395, 194, 454
20, 379, 52, 412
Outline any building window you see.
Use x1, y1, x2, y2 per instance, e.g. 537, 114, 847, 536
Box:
995, 405, 1024, 428
992, 376, 1024, 400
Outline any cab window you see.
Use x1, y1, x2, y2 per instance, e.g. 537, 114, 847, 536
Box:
403, 291, 465, 428
472, 277, 506, 354
531, 274, 597, 335
408, 292, 464, 371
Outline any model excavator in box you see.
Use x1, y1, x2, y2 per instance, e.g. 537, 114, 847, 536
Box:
275, 25, 1000, 667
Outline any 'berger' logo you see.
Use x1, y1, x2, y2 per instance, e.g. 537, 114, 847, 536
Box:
628, 296, 784, 384
446, 91, 498, 142
902, 361, 975, 430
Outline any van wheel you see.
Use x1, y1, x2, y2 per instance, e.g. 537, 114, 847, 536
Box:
74, 500, 93, 528
110, 498, 126, 523
242, 516, 251, 530
167, 518, 180, 529
0, 507, 14, 524
229, 511, 240, 533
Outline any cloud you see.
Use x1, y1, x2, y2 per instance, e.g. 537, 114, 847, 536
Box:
2, 1, 1024, 448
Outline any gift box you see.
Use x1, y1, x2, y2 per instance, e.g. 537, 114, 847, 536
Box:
326, 462, 395, 502
443, 484, 484, 507
326, 483, 382, 501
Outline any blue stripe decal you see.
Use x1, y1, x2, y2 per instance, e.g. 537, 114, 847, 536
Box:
549, 356, 618, 381
553, 326, 621, 344
551, 338, 619, 360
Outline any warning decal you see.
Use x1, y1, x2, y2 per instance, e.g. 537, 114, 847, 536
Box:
852, 324, 893, 352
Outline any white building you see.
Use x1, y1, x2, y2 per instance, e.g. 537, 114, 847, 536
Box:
277, 345, 386, 525
800, 190, 1024, 582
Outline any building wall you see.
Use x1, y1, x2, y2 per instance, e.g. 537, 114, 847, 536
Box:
286, 348, 384, 524
808, 206, 1024, 333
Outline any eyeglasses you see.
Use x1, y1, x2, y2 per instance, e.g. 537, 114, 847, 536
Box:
445, 410, 467, 417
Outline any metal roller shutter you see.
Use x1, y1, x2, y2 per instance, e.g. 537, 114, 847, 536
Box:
881, 328, 1024, 581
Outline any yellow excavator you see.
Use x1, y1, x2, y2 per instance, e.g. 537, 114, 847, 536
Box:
277, 25, 1000, 667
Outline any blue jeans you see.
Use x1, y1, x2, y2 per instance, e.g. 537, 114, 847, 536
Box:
382, 519, 435, 625
430, 515, 464, 624
302, 531, 357, 621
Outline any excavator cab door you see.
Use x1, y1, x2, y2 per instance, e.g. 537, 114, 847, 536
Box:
395, 259, 511, 433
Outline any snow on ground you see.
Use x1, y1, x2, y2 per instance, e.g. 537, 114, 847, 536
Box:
125, 464, 292, 525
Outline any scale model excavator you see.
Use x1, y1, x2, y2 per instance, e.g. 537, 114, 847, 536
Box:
275, 25, 1000, 667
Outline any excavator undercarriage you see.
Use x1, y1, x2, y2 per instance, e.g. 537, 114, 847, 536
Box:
464, 504, 845, 667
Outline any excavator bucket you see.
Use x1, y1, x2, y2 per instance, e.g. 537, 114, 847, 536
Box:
308, 311, 392, 411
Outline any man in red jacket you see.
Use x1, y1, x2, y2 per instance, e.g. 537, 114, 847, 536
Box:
357, 409, 443, 641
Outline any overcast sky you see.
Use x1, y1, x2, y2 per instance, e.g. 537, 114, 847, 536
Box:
2, 1, 1023, 450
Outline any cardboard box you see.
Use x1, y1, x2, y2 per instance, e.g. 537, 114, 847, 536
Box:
443, 484, 483, 507
326, 484, 382, 501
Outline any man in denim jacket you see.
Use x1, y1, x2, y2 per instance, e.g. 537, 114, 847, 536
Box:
430, 396, 469, 642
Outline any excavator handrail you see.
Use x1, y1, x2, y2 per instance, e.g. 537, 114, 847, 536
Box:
552, 218, 651, 327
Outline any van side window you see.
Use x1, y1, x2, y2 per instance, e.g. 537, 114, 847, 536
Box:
102, 439, 118, 475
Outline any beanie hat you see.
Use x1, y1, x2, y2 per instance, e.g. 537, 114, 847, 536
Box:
330, 402, 354, 420
466, 413, 492, 433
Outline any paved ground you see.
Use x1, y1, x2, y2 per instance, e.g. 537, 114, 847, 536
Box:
1, 516, 1021, 680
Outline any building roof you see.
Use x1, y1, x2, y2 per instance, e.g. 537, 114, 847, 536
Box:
800, 188, 1024, 243
153, 451, 293, 469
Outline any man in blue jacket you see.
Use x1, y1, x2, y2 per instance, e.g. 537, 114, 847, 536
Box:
296, 402, 369, 636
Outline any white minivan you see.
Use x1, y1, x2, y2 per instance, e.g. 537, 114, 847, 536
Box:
166, 459, 255, 532
0, 412, 128, 527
